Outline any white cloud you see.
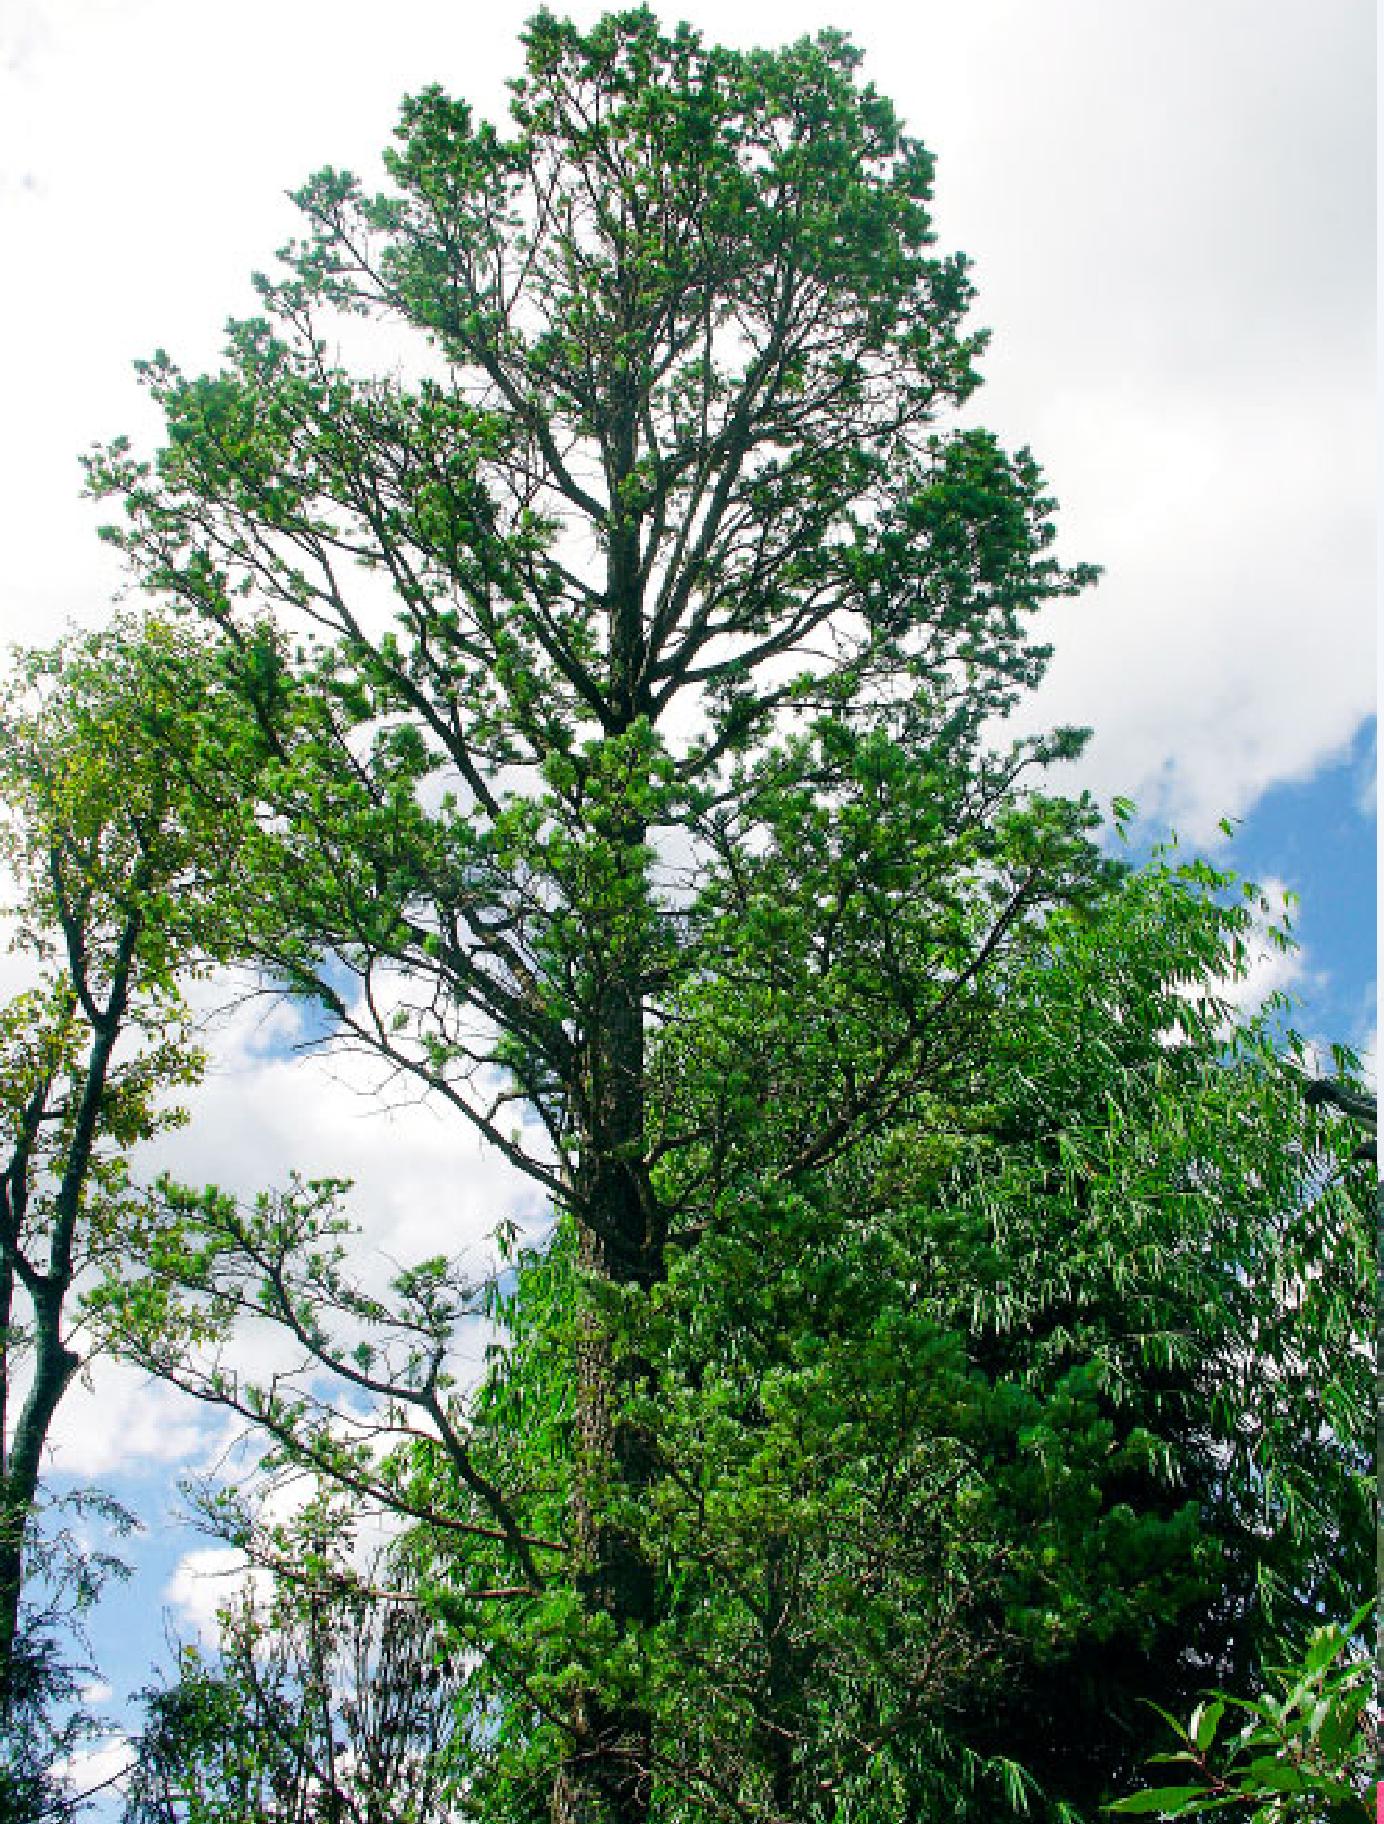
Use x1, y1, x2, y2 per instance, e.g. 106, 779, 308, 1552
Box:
1359, 1026, 1377, 1093
163, 1488, 405, 1647
30, 968, 533, 1483
1210, 878, 1309, 1018
45, 1359, 211, 1479
1216, 937, 1308, 1022
164, 1545, 268, 1643
51, 1732, 136, 1802
31, 966, 534, 1481
149, 977, 547, 1281
1010, 378, 1373, 840
0, 0, 1371, 826
1354, 731, 1378, 819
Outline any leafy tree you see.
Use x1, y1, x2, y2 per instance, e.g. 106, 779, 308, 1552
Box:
102, 847, 1372, 1820
433, 846, 1372, 1820
894, 858, 1371, 1814
0, 1515, 123, 1824
0, 622, 240, 1717
86, 10, 1106, 1818
0, 1626, 92, 1824
123, 1506, 467, 1824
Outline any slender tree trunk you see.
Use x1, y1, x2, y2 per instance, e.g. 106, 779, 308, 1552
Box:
0, 944, 131, 1706
758, 1539, 808, 1821
0, 1286, 80, 1691
0, 1077, 48, 1697
0, 1245, 12, 1530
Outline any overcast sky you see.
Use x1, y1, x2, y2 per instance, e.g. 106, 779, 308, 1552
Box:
0, 0, 1375, 1794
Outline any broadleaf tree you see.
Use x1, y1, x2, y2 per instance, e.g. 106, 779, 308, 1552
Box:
103, 845, 1373, 1819
123, 1500, 469, 1824
413, 847, 1372, 1818
0, 622, 248, 1705
0, 619, 270, 1824
84, 10, 1153, 1818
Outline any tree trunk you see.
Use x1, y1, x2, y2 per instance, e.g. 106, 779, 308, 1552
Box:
757, 1535, 812, 1822
553, 460, 663, 1819
0, 1285, 80, 1697
553, 940, 664, 1824
0, 958, 130, 1707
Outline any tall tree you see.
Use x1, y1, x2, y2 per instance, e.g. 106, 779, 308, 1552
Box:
0, 622, 234, 1707
89, 12, 1103, 1816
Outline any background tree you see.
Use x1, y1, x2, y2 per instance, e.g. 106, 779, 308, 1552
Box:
0, 621, 238, 1720
87, 10, 1104, 1818
123, 1506, 468, 1824
0, 1495, 134, 1824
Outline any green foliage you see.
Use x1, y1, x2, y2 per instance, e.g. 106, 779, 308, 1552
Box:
379, 849, 1372, 1821
1108, 1615, 1373, 1820
82, 9, 1098, 1212
0, 1489, 136, 1824
0, 616, 247, 1753
123, 1505, 466, 1824
0, 1627, 92, 1824
66, 9, 1370, 1821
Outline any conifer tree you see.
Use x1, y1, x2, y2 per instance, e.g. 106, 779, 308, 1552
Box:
90, 13, 1107, 1815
